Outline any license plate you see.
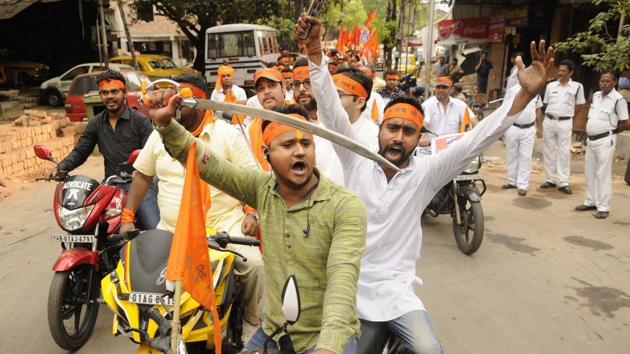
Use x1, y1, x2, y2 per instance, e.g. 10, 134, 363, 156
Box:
51, 235, 96, 243
128, 292, 174, 306
455, 174, 481, 181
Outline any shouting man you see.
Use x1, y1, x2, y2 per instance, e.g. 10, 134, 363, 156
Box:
296, 14, 553, 354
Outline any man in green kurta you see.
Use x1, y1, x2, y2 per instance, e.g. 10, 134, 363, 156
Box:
147, 94, 366, 354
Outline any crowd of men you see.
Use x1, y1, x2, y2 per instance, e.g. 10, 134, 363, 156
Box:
27, 12, 630, 354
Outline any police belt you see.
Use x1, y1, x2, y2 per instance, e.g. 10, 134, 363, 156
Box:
588, 130, 617, 141
512, 121, 536, 129
545, 113, 572, 121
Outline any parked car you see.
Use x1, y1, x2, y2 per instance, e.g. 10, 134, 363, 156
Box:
0, 48, 50, 86
65, 70, 150, 122
40, 62, 134, 106
109, 54, 196, 80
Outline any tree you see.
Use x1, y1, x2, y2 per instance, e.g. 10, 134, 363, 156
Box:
555, 0, 630, 73
129, 0, 281, 73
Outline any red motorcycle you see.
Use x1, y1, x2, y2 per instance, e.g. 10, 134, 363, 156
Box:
34, 144, 139, 351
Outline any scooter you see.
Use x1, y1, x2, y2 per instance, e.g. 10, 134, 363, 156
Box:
100, 229, 260, 354
34, 144, 139, 351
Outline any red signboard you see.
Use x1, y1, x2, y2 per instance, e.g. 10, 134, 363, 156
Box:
438, 18, 489, 44
488, 16, 505, 42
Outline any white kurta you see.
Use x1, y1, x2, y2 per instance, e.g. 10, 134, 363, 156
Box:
310, 56, 522, 321
351, 115, 379, 152
421, 96, 475, 140
360, 91, 385, 124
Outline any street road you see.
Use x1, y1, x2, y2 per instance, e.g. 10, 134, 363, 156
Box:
0, 141, 629, 354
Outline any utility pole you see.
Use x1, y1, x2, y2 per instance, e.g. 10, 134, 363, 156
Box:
116, 0, 138, 69
424, 0, 436, 94
396, 0, 406, 72
98, 0, 110, 68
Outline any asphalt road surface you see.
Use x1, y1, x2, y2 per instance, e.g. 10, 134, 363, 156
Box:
0, 141, 629, 354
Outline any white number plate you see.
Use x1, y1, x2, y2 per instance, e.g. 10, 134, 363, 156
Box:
128, 292, 174, 306
51, 235, 96, 243
455, 174, 481, 181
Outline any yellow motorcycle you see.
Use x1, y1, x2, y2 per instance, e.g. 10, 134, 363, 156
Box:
101, 229, 260, 354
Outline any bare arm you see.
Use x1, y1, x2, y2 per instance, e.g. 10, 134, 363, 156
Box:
124, 171, 152, 212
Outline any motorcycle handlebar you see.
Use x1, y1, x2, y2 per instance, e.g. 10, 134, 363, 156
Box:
109, 229, 140, 243
209, 232, 261, 248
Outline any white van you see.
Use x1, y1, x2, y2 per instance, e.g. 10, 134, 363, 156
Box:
205, 24, 281, 89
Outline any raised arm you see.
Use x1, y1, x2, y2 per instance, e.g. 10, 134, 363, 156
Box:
426, 41, 553, 193
296, 15, 360, 167
147, 90, 266, 208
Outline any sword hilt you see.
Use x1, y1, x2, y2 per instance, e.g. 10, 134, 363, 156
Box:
297, 0, 325, 40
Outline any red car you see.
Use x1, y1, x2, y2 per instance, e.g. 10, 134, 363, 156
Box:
65, 70, 150, 122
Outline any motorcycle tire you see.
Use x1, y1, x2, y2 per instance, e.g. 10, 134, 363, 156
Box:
452, 199, 484, 255
47, 265, 99, 351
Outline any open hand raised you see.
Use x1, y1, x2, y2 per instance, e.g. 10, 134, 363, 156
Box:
515, 41, 554, 97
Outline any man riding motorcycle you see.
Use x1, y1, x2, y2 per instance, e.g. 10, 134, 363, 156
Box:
297, 14, 553, 353
120, 73, 264, 339
146, 89, 367, 354
49, 69, 159, 229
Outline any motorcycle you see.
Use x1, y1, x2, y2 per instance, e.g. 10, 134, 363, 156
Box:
34, 144, 139, 351
424, 154, 486, 255
100, 229, 260, 354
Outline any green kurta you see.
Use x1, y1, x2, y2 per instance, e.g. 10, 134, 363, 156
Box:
157, 120, 366, 353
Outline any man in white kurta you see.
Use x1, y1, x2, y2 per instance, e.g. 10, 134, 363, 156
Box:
575, 72, 629, 218
297, 15, 550, 354
540, 60, 586, 194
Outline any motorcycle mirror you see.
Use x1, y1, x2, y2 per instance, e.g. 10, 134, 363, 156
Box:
127, 149, 141, 165
33, 144, 54, 162
280, 275, 301, 325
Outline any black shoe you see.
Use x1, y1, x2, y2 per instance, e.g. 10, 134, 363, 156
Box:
502, 183, 517, 189
594, 211, 609, 219
518, 189, 527, 196
558, 186, 573, 195
575, 204, 597, 211
540, 181, 557, 189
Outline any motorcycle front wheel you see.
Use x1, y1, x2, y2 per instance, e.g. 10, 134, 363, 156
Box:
452, 198, 484, 255
47, 264, 99, 351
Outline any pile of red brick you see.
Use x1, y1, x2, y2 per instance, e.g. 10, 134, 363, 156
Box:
0, 110, 85, 178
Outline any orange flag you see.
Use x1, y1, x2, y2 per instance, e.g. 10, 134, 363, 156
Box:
365, 9, 376, 28
166, 142, 222, 354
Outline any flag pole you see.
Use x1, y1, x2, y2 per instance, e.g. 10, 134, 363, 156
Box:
171, 280, 183, 352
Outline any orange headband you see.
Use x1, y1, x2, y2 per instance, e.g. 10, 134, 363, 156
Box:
179, 83, 207, 99
383, 103, 423, 129
333, 74, 368, 98
98, 79, 125, 91
293, 66, 309, 80
262, 114, 307, 145
385, 73, 400, 80
282, 71, 294, 79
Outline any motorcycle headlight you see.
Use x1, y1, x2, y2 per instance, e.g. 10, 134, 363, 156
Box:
57, 205, 95, 231
463, 159, 480, 174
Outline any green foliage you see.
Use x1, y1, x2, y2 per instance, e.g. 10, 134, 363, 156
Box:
555, 0, 630, 72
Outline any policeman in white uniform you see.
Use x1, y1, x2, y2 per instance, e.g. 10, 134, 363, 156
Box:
575, 71, 629, 219
502, 68, 543, 196
540, 59, 586, 194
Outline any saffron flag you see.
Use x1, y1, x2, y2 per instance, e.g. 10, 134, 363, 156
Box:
166, 142, 222, 354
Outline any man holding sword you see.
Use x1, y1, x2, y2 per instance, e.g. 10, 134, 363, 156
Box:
295, 13, 554, 354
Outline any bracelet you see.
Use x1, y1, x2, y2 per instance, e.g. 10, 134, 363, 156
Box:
121, 208, 135, 224
307, 46, 322, 56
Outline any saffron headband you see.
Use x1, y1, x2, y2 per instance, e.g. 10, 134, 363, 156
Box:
383, 103, 424, 129
333, 74, 369, 98
262, 113, 307, 145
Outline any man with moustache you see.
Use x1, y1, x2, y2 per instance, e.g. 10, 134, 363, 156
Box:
297, 14, 553, 353
119, 74, 263, 337
51, 69, 158, 229
291, 58, 344, 184
146, 93, 367, 353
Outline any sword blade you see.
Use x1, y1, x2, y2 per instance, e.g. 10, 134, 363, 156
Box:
189, 99, 400, 171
